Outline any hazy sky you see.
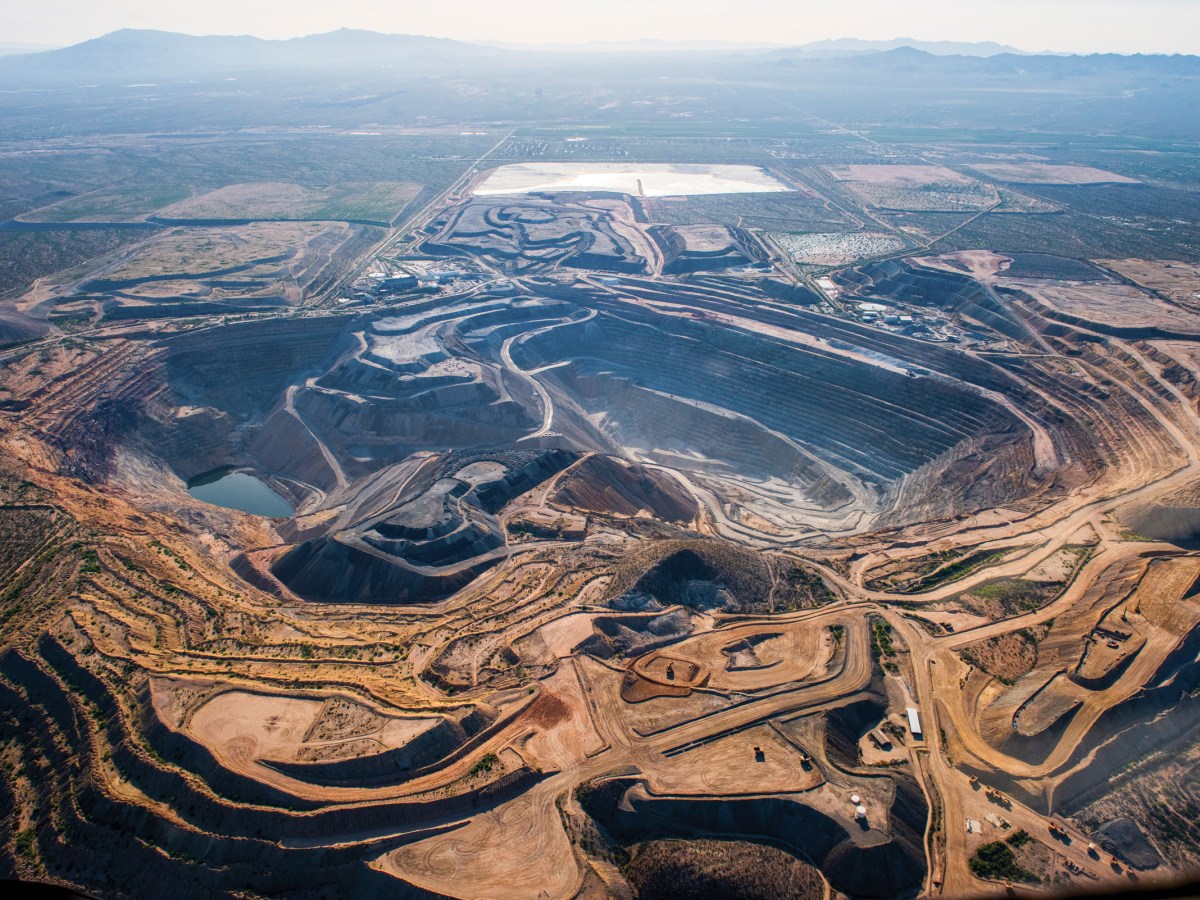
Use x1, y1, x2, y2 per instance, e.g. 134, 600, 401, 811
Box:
5, 0, 1199, 54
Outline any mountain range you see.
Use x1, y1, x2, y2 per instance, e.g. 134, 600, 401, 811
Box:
0, 28, 1195, 87
0, 29, 502, 83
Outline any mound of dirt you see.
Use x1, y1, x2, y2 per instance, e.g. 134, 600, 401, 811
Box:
1094, 817, 1164, 870
626, 838, 824, 900
1122, 500, 1200, 549
608, 539, 832, 615
577, 609, 696, 659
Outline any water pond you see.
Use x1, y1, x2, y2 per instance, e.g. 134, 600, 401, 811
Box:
187, 468, 293, 518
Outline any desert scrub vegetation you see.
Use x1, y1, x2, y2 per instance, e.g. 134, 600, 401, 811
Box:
468, 753, 500, 778
896, 548, 1008, 593
14, 827, 37, 861
867, 545, 1016, 593
969, 840, 1037, 883
960, 578, 1061, 617
960, 626, 1049, 683
871, 618, 900, 673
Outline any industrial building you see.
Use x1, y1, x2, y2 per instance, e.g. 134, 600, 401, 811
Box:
907, 707, 923, 740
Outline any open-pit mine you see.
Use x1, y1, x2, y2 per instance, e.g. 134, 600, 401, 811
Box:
5, 76, 1200, 900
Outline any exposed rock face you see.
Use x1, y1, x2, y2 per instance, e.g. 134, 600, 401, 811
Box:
513, 299, 1032, 533
836, 257, 1037, 343
0, 308, 48, 349
270, 535, 494, 603
576, 609, 698, 659
625, 839, 825, 900
55, 397, 143, 483
549, 453, 697, 522
8, 84, 1200, 900
161, 315, 357, 422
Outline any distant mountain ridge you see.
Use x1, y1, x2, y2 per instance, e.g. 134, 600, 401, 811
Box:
469, 36, 1038, 56
787, 37, 1041, 57
0, 28, 1196, 87
480, 38, 785, 53
0, 28, 504, 84
807, 44, 1200, 75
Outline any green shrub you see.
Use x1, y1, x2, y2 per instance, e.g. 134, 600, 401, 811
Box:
469, 752, 500, 778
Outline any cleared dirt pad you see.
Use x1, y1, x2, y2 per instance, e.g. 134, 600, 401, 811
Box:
646, 724, 823, 795
1016, 281, 1200, 332
1099, 259, 1200, 306
628, 621, 833, 693
830, 165, 978, 186
187, 691, 324, 764
179, 689, 440, 768
536, 613, 599, 657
